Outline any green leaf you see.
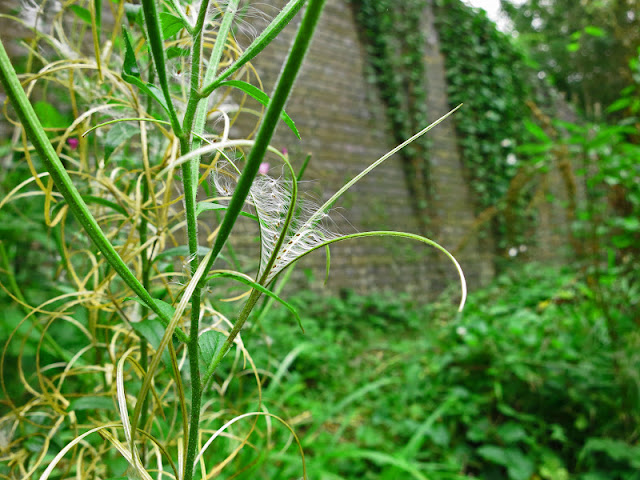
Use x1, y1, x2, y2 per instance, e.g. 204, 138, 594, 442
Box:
69, 396, 114, 411
580, 438, 640, 468
567, 42, 580, 52
523, 119, 550, 143
219, 80, 301, 139
606, 97, 631, 113
160, 12, 186, 39
496, 422, 528, 444
198, 330, 225, 375
121, 27, 170, 114
69, 5, 92, 24
104, 122, 138, 162
124, 4, 143, 25
473, 444, 507, 464
478, 446, 534, 480
167, 46, 190, 60
516, 143, 551, 155
505, 450, 535, 480
33, 101, 71, 129
132, 317, 173, 370
584, 26, 605, 37
94, 0, 102, 30
127, 296, 175, 319
205, 271, 304, 332
125, 296, 186, 344
122, 27, 141, 77
195, 201, 259, 221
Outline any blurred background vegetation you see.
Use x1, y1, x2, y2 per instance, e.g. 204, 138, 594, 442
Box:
1, 0, 639, 479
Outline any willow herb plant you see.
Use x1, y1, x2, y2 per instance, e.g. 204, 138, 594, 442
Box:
0, 0, 465, 478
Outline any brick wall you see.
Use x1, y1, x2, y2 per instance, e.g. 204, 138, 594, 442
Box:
228, 0, 494, 298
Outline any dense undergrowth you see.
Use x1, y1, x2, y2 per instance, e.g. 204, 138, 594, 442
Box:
3, 259, 639, 479
198, 263, 639, 480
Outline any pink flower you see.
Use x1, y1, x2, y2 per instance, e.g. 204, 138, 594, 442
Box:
67, 137, 79, 149
258, 162, 269, 175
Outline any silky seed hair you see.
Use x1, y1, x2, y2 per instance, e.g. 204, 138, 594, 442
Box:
211, 161, 339, 283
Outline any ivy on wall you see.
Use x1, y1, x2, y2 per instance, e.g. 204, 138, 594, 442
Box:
352, 0, 543, 254
434, 0, 535, 249
349, 0, 432, 230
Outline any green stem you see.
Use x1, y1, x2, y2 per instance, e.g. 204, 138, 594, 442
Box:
140, 0, 183, 137
183, 289, 202, 480
0, 39, 188, 344
181, 2, 216, 479
138, 175, 152, 464
181, 0, 213, 139
185, 0, 240, 179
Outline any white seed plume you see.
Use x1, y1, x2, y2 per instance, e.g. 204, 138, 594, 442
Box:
212, 162, 339, 283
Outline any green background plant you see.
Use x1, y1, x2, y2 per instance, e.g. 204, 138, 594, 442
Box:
351, 0, 540, 255
212, 263, 640, 479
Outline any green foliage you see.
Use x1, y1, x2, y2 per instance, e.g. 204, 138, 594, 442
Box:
517, 70, 640, 339
242, 264, 640, 479
501, 0, 640, 116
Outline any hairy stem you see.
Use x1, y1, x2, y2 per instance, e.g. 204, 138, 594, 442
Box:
181, 2, 215, 479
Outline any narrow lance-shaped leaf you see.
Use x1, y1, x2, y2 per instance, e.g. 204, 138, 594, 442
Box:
195, 201, 259, 222
204, 271, 304, 333
219, 80, 300, 138
140, 0, 182, 135
274, 230, 467, 312
121, 27, 170, 114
